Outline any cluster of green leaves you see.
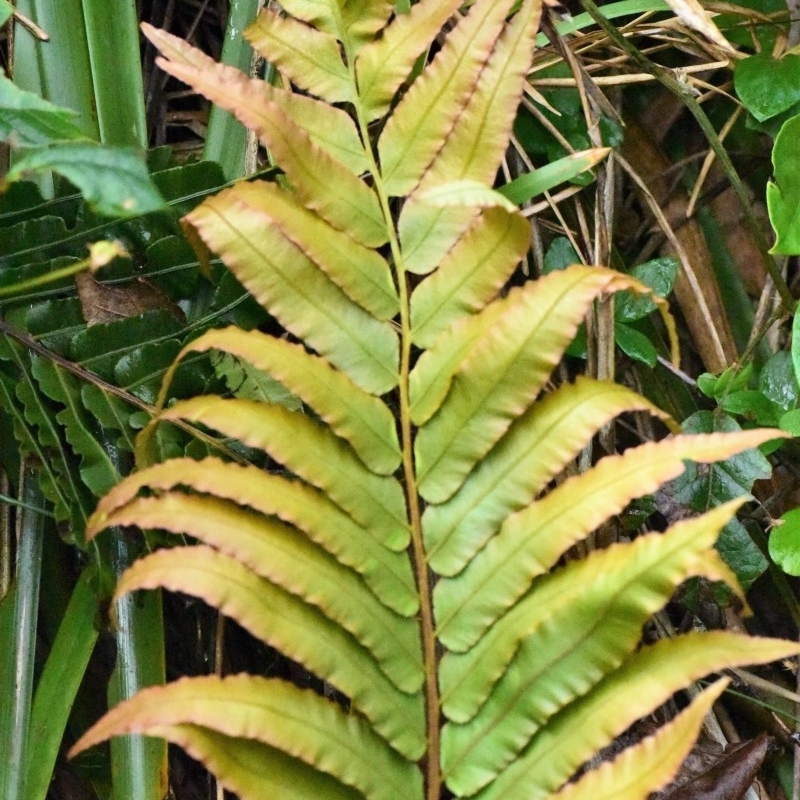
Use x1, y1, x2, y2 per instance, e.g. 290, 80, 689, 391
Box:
735, 50, 800, 253
544, 239, 678, 367
61, 2, 800, 800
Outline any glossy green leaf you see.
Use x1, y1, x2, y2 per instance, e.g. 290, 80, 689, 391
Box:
424, 378, 669, 576
769, 507, 800, 575
615, 257, 678, 322
71, 675, 423, 800
735, 53, 800, 122
95, 493, 423, 693
89, 457, 417, 616
184, 183, 398, 394
767, 114, 800, 254
614, 322, 657, 366
245, 10, 352, 103
165, 327, 400, 474
144, 397, 410, 549
106, 546, 425, 759
378, 0, 518, 195
436, 430, 776, 651
6, 143, 165, 218
658, 411, 774, 588
0, 75, 84, 145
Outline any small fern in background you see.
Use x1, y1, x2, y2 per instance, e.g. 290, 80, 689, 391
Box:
70, 2, 798, 798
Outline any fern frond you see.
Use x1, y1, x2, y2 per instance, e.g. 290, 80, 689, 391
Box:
355, 0, 463, 120
161, 327, 401, 474
245, 10, 353, 103
70, 4, 799, 799
550, 680, 728, 800
423, 377, 670, 575
184, 184, 397, 393
96, 494, 423, 692
70, 675, 423, 800
108, 546, 426, 758
88, 457, 417, 615
141, 397, 409, 548
378, 0, 519, 195
435, 429, 780, 650
477, 631, 798, 800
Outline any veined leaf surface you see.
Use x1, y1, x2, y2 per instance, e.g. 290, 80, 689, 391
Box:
184, 183, 398, 394
110, 546, 426, 759
245, 10, 352, 103
378, 0, 517, 196
165, 327, 401, 475
94, 493, 423, 693
142, 24, 369, 174
423, 378, 669, 576
435, 430, 778, 650
143, 397, 410, 550
69, 675, 423, 800
88, 456, 417, 616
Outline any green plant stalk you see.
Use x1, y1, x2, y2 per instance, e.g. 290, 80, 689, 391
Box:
0, 471, 46, 800
0, 256, 96, 298
204, 0, 263, 180
102, 445, 167, 800
80, 0, 147, 147
348, 56, 442, 800
25, 566, 100, 800
578, 0, 796, 314
330, 11, 442, 796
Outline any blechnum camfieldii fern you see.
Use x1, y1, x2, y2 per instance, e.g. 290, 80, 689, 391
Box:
69, 2, 798, 798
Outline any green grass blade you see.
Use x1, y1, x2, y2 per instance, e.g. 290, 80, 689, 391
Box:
204, 0, 261, 179
12, 0, 99, 138
0, 475, 46, 800
81, 0, 147, 146
25, 566, 100, 800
